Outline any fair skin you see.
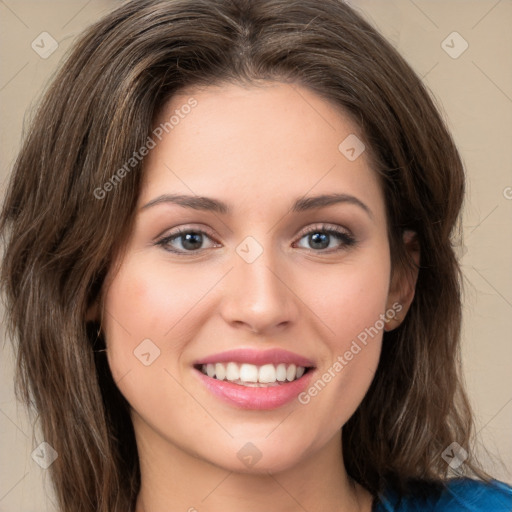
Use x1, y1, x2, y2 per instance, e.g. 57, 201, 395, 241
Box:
92, 82, 419, 512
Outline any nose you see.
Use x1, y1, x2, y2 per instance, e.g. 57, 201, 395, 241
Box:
219, 245, 300, 335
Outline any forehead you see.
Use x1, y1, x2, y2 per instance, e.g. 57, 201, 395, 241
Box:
140, 82, 385, 219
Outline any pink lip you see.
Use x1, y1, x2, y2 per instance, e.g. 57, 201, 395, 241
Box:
193, 367, 316, 410
193, 348, 315, 367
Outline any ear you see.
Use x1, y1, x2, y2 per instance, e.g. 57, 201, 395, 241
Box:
384, 230, 420, 332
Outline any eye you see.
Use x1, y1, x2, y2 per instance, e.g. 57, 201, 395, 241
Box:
156, 223, 357, 255
293, 224, 357, 253
156, 227, 219, 254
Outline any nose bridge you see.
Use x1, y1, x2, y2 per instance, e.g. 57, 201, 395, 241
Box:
220, 235, 298, 333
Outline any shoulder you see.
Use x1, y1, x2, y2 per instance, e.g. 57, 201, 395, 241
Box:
439, 479, 512, 511
374, 478, 512, 512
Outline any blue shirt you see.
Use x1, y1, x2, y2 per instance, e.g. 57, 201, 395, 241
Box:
373, 478, 512, 511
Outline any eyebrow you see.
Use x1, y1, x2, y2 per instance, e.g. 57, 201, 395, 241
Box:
140, 193, 373, 219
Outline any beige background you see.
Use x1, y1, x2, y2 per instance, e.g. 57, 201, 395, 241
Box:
1, 0, 511, 510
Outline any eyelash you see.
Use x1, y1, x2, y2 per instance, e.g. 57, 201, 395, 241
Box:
155, 223, 357, 256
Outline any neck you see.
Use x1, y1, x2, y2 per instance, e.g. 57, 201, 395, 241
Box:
133, 414, 373, 512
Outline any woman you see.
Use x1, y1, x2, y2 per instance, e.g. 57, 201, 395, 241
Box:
1, 0, 511, 511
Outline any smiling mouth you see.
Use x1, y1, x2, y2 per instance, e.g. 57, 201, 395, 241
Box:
193, 362, 314, 387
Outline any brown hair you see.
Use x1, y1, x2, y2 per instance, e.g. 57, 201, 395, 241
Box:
0, 0, 492, 510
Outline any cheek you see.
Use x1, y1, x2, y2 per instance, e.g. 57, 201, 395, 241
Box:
103, 254, 207, 340
295, 245, 390, 426
101, 256, 209, 429
100, 255, 203, 385
303, 243, 391, 345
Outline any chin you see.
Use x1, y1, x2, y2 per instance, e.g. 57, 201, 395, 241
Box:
204, 436, 311, 475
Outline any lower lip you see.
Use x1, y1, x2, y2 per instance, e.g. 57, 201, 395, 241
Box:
194, 368, 316, 410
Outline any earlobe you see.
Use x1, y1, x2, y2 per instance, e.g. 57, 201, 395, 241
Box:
384, 230, 420, 332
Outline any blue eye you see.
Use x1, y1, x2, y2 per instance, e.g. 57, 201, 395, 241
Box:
294, 225, 356, 252
157, 228, 218, 254
156, 224, 356, 255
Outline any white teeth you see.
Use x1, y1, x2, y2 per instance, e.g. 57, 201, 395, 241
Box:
286, 363, 296, 381
225, 362, 239, 381
258, 364, 276, 383
199, 362, 308, 385
276, 363, 287, 381
206, 363, 215, 378
239, 363, 259, 382
215, 363, 226, 380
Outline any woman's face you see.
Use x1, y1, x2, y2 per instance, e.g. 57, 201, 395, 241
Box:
101, 81, 409, 473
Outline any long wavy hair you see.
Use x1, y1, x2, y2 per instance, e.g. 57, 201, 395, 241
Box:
0, 0, 492, 510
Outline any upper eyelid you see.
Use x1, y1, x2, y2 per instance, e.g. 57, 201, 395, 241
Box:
159, 222, 351, 239
296, 222, 351, 236
156, 224, 217, 241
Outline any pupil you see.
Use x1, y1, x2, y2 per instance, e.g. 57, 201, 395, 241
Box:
182, 232, 202, 250
310, 232, 328, 249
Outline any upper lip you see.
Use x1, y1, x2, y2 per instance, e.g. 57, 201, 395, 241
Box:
193, 348, 315, 368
